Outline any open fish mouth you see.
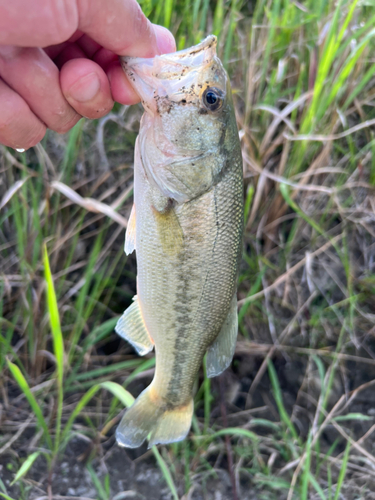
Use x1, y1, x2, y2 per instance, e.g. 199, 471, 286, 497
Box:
120, 36, 218, 112
120, 35, 217, 79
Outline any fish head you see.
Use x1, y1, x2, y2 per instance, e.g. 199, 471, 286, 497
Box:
121, 36, 239, 202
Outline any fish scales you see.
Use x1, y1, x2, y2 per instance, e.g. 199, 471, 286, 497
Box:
115, 35, 243, 447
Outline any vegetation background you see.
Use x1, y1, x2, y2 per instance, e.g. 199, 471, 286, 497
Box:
1, 0, 375, 498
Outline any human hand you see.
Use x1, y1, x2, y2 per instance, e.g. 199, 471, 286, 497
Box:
0, 0, 175, 150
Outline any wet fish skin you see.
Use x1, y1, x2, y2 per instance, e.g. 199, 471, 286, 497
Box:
115, 35, 243, 448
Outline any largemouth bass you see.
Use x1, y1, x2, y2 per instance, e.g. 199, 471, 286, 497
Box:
115, 35, 243, 448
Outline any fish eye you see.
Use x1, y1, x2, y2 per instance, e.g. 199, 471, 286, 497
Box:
202, 87, 224, 112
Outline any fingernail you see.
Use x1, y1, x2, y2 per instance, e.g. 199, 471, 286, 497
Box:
153, 25, 176, 55
68, 72, 101, 102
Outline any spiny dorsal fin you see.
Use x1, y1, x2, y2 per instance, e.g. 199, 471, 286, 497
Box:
115, 296, 154, 356
206, 293, 238, 378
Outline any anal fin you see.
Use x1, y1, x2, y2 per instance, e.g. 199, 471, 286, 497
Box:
206, 293, 238, 378
115, 296, 154, 356
125, 204, 136, 255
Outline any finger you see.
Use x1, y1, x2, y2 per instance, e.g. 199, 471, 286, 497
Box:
82, 47, 139, 104
0, 78, 46, 150
67, 29, 84, 44
0, 0, 78, 47
0, 46, 80, 133
106, 60, 139, 105
54, 42, 86, 69
93, 48, 118, 70
76, 34, 101, 58
78, 1, 175, 57
44, 42, 70, 60
43, 31, 84, 59
60, 58, 114, 119
0, 0, 175, 57
152, 25, 176, 55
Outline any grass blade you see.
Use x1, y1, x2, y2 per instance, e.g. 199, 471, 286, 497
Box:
203, 357, 211, 434
99, 381, 135, 408
0, 494, 17, 500
212, 0, 224, 38
308, 472, 327, 500
61, 382, 134, 445
333, 440, 351, 500
43, 245, 64, 453
10, 451, 41, 486
280, 183, 342, 258
164, 0, 174, 28
268, 360, 299, 442
87, 463, 108, 500
333, 413, 372, 422
211, 427, 258, 442
301, 435, 312, 500
7, 360, 53, 449
152, 446, 179, 500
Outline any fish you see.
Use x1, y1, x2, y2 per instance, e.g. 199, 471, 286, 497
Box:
115, 35, 243, 448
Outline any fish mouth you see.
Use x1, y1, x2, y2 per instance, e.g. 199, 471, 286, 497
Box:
120, 36, 218, 112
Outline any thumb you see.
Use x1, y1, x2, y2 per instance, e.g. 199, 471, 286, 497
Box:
78, 0, 175, 57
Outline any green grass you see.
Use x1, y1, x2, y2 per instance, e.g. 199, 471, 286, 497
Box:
1, 0, 375, 498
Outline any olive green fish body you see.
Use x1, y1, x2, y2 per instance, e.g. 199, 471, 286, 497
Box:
115, 36, 243, 448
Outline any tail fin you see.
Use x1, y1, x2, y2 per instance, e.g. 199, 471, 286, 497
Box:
116, 386, 193, 448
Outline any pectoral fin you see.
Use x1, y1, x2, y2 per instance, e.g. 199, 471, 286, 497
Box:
125, 204, 136, 255
115, 296, 154, 356
153, 206, 184, 256
206, 293, 238, 378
